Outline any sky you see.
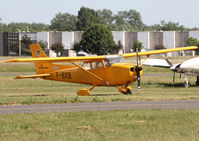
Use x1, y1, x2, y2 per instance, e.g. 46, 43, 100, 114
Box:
0, 0, 198, 28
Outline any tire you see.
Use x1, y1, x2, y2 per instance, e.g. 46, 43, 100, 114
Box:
184, 81, 189, 88
127, 89, 132, 94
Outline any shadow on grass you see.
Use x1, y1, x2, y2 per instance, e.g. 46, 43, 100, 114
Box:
158, 83, 199, 88
91, 93, 121, 96
8, 94, 62, 97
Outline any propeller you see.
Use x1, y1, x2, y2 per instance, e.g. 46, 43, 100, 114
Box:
165, 58, 176, 83
135, 48, 142, 90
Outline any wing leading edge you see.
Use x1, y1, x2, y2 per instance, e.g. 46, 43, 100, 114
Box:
122, 46, 198, 58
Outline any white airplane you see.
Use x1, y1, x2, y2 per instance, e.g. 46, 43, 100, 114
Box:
142, 57, 199, 87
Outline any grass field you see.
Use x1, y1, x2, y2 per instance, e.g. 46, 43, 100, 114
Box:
1, 109, 199, 141
0, 56, 199, 105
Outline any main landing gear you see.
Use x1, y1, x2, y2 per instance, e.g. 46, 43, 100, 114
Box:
183, 75, 199, 88
184, 74, 190, 88
117, 86, 132, 95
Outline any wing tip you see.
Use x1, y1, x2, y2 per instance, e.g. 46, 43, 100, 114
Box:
3, 60, 13, 63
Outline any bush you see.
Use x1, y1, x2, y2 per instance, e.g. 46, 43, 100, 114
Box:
186, 37, 199, 55
113, 40, 123, 54
154, 44, 166, 50
132, 40, 142, 52
50, 42, 64, 56
72, 42, 82, 54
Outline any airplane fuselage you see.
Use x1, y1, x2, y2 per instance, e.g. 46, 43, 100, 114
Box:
43, 63, 142, 86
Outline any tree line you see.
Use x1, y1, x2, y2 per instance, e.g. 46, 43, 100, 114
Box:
0, 7, 198, 32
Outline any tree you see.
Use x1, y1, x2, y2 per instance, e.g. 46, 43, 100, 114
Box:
186, 37, 199, 55
0, 18, 3, 31
132, 40, 142, 52
113, 9, 144, 31
154, 44, 166, 50
113, 40, 123, 54
97, 9, 114, 25
38, 41, 48, 55
151, 20, 185, 31
21, 35, 33, 55
50, 12, 77, 31
76, 7, 102, 31
29, 23, 50, 32
118, 10, 143, 27
72, 42, 82, 54
80, 24, 115, 55
186, 37, 199, 46
50, 42, 64, 56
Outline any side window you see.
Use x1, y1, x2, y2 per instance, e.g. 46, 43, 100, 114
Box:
92, 62, 103, 69
82, 63, 90, 70
104, 60, 110, 67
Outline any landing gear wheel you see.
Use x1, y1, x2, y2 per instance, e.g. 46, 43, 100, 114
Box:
184, 81, 189, 88
127, 89, 132, 94
196, 76, 199, 86
196, 81, 199, 86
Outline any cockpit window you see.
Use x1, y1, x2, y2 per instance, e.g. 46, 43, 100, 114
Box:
105, 55, 126, 67
91, 62, 103, 69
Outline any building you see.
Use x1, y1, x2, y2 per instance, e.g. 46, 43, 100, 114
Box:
0, 31, 199, 56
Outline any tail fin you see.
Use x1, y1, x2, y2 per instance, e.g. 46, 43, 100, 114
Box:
29, 44, 71, 75
29, 44, 51, 74
30, 44, 47, 58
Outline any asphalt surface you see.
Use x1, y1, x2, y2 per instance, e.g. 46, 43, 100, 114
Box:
1, 100, 199, 114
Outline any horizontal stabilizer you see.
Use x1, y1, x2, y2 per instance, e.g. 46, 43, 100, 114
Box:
14, 74, 51, 79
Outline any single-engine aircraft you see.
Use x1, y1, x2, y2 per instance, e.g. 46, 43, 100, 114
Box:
142, 57, 199, 87
4, 44, 198, 95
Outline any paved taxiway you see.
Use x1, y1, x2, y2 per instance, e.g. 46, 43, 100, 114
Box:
0, 100, 199, 114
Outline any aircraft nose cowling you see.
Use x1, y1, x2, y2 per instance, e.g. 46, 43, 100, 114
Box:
180, 59, 199, 73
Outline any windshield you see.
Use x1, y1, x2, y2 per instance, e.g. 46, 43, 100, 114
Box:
105, 55, 126, 67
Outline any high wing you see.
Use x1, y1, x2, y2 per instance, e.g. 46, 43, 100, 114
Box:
4, 45, 198, 63
4, 55, 105, 63
122, 46, 198, 58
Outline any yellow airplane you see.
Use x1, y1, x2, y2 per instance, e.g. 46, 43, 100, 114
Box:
4, 44, 198, 96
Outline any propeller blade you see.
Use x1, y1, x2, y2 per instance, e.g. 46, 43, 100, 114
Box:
165, 58, 173, 67
136, 48, 141, 90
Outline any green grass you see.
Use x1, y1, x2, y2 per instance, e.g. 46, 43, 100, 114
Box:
0, 73, 199, 105
0, 109, 199, 141
0, 57, 35, 72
